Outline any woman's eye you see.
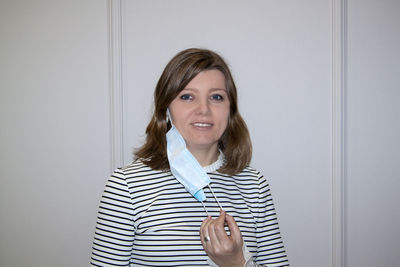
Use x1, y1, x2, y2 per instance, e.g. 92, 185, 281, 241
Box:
211, 94, 224, 101
180, 94, 193, 101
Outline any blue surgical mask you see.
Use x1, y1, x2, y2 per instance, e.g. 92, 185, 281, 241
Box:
166, 123, 210, 202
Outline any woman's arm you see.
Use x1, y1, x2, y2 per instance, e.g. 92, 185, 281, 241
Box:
254, 174, 289, 266
90, 169, 135, 266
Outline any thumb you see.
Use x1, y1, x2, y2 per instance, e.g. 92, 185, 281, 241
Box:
225, 213, 242, 243
216, 209, 226, 224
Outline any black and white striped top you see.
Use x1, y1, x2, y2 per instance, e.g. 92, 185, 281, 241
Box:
90, 159, 289, 266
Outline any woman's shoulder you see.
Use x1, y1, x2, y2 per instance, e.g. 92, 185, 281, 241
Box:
210, 165, 265, 186
233, 165, 263, 178
231, 165, 271, 186
119, 158, 152, 172
114, 158, 171, 182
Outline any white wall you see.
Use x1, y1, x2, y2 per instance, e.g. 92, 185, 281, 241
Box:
0, 0, 110, 266
122, 1, 332, 266
345, 0, 400, 266
1, 0, 399, 267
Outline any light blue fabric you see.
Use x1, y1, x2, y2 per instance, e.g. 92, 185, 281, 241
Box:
166, 124, 211, 202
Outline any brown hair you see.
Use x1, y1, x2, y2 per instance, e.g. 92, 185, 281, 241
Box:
134, 48, 252, 175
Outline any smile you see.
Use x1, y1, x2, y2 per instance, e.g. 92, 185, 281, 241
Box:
192, 123, 213, 127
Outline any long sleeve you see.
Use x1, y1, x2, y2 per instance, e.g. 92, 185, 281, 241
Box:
90, 169, 135, 266
254, 173, 289, 266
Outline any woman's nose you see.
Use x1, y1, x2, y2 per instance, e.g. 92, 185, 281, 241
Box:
195, 99, 210, 114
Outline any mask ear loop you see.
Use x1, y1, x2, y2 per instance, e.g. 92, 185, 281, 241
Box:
200, 185, 223, 217
208, 184, 223, 210
166, 109, 172, 124
201, 201, 209, 216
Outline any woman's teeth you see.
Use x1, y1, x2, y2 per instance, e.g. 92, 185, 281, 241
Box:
193, 123, 212, 127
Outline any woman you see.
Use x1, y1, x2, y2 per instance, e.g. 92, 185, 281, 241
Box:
91, 48, 289, 266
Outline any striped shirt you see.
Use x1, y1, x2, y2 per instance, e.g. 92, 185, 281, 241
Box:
90, 159, 289, 266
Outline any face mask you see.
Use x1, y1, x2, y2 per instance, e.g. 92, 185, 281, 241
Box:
166, 113, 210, 202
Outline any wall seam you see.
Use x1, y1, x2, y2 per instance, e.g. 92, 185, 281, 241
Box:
332, 0, 346, 266
108, 0, 124, 172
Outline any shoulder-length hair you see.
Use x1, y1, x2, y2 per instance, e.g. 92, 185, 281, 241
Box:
135, 48, 252, 175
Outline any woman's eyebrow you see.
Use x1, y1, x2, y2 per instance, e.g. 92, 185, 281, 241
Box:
181, 88, 197, 92
183, 88, 226, 92
209, 88, 227, 92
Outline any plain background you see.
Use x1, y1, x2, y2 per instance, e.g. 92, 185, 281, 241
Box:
1, 0, 399, 266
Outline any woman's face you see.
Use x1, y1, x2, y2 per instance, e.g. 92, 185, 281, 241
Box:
169, 69, 230, 153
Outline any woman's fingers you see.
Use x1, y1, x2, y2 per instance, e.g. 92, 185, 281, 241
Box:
200, 216, 212, 247
201, 210, 241, 248
199, 210, 245, 267
212, 210, 230, 242
225, 213, 242, 244
208, 210, 227, 247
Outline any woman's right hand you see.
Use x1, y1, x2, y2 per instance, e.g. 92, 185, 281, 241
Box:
200, 210, 246, 267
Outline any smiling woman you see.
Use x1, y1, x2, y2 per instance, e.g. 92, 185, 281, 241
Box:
90, 48, 289, 266
135, 48, 252, 176
169, 70, 230, 166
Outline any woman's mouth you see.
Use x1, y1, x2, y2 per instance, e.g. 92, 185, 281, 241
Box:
192, 122, 213, 127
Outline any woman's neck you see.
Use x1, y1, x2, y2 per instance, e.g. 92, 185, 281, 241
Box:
187, 144, 219, 167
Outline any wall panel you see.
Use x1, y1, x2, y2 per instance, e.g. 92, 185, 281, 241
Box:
0, 0, 110, 266
121, 1, 333, 266
345, 0, 400, 266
